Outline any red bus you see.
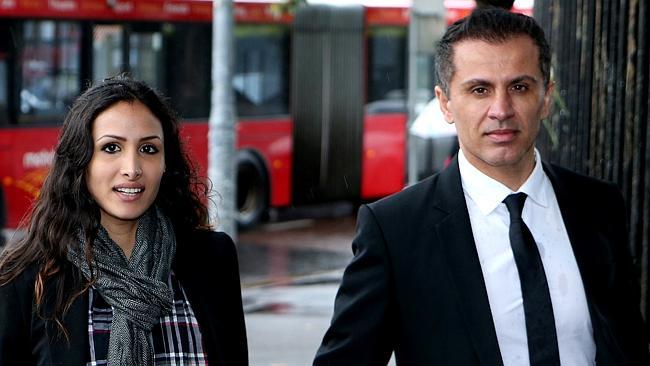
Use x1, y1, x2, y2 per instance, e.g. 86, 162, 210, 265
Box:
0, 0, 532, 230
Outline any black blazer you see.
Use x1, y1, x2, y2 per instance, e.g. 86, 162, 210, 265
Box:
314, 158, 649, 365
0, 230, 248, 366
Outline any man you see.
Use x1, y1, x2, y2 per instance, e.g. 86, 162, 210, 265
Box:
314, 8, 649, 366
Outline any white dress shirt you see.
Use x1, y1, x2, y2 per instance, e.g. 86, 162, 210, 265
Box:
458, 148, 596, 366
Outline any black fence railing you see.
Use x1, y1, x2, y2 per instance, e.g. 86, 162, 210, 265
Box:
534, 0, 650, 322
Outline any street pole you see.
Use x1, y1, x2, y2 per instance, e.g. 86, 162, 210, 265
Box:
406, 0, 446, 185
209, 0, 237, 240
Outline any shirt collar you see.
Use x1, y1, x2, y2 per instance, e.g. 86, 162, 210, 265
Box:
458, 148, 549, 216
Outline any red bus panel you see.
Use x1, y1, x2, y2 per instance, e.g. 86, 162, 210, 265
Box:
361, 113, 406, 199
0, 0, 291, 23
0, 127, 59, 228
180, 119, 292, 208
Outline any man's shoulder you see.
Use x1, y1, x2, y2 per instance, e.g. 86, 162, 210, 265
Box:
363, 172, 456, 231
544, 162, 620, 196
543, 161, 625, 218
369, 174, 439, 210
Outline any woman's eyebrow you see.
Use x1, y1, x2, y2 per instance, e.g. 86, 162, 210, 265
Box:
95, 135, 162, 142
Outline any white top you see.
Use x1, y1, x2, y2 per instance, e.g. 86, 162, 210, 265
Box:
458, 148, 596, 366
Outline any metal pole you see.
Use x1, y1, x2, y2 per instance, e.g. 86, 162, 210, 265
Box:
209, 0, 237, 240
407, 0, 445, 185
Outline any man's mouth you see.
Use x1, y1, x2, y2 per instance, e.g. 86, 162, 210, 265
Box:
485, 129, 518, 143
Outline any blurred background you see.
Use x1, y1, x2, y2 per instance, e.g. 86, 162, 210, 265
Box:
1, 0, 650, 364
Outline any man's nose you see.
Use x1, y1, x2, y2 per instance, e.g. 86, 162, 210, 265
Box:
487, 91, 515, 121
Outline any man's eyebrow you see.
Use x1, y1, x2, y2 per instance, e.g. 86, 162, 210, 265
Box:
509, 75, 539, 85
460, 78, 492, 88
459, 75, 540, 88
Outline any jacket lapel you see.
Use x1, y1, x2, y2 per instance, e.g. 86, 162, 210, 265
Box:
173, 232, 223, 365
432, 157, 504, 365
46, 268, 88, 366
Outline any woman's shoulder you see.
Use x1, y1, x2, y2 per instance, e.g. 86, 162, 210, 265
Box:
175, 229, 237, 265
0, 262, 39, 331
183, 229, 235, 253
185, 229, 234, 245
1, 261, 81, 301
173, 229, 241, 290
0, 262, 38, 295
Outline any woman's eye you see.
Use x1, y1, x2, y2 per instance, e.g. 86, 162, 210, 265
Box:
140, 144, 159, 154
101, 143, 120, 154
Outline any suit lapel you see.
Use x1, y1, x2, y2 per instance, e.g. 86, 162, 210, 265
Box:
432, 157, 504, 365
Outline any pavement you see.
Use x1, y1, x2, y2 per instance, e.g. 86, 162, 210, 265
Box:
237, 208, 356, 366
238, 214, 356, 286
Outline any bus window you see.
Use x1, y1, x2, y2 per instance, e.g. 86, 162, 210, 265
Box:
165, 23, 211, 119
366, 26, 407, 114
18, 21, 80, 125
0, 26, 8, 125
93, 25, 124, 81
234, 25, 289, 117
129, 31, 164, 91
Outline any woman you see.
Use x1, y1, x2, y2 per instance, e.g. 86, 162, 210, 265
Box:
0, 77, 248, 365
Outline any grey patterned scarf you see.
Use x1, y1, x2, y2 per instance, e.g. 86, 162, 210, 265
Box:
68, 206, 176, 366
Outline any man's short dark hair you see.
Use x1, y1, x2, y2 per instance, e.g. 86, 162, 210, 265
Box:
434, 7, 551, 95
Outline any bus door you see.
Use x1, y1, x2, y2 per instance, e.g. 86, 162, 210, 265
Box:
291, 5, 365, 205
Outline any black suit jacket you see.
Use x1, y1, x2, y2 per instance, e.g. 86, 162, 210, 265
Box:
314, 158, 649, 365
0, 230, 248, 366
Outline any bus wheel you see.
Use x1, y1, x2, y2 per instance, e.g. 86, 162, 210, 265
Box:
237, 151, 269, 229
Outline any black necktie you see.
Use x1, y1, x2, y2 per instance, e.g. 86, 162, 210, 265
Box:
503, 193, 561, 366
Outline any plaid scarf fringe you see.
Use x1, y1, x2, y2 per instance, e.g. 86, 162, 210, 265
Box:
87, 272, 208, 366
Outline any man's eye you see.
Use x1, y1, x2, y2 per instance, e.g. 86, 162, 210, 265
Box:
140, 144, 159, 154
472, 87, 488, 95
101, 143, 120, 154
512, 84, 528, 92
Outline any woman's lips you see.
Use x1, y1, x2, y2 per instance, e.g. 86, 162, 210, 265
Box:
113, 186, 145, 201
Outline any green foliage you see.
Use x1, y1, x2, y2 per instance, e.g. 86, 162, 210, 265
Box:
543, 87, 570, 149
270, 0, 307, 17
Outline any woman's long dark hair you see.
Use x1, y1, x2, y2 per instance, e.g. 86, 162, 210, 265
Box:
0, 76, 209, 332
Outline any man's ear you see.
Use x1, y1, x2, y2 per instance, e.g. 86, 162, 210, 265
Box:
435, 86, 454, 124
541, 81, 555, 119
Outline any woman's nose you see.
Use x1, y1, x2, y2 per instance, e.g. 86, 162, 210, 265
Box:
121, 155, 142, 179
